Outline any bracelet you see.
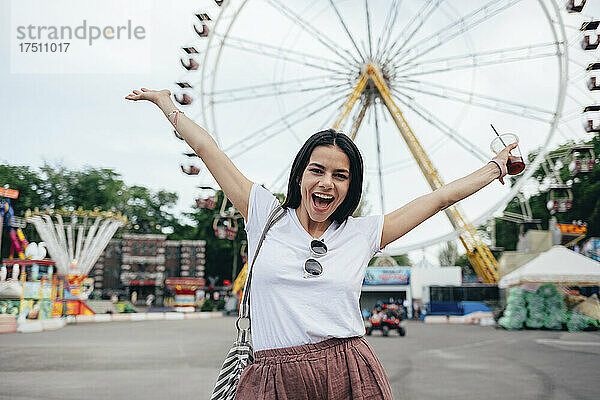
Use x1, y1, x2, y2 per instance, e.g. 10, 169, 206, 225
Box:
167, 110, 184, 128
488, 159, 507, 180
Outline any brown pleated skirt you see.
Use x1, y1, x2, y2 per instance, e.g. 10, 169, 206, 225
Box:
234, 336, 393, 400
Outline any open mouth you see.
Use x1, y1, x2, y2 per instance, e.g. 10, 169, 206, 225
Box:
312, 193, 334, 211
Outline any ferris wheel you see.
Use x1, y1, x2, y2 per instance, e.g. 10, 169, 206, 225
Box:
173, 0, 574, 280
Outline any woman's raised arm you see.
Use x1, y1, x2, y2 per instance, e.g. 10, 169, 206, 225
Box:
126, 88, 253, 220
379, 143, 518, 249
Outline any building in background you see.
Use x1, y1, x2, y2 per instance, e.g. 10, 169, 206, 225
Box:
360, 265, 412, 317
90, 234, 205, 305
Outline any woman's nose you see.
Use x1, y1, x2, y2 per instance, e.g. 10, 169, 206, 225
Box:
319, 174, 334, 187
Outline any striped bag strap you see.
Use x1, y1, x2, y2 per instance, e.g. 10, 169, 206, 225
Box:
236, 204, 285, 343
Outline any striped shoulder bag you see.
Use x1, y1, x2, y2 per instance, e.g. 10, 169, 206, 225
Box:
210, 204, 285, 400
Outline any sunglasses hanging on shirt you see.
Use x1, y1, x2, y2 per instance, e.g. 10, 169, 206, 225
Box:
304, 239, 327, 278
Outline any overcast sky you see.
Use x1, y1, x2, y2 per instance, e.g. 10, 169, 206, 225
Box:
2, 0, 599, 263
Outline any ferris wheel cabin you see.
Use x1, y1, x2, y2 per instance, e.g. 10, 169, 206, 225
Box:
196, 186, 218, 210
213, 216, 238, 240
174, 82, 194, 108
176, 82, 192, 89
194, 23, 210, 38
566, 0, 586, 12
546, 184, 573, 214
180, 47, 199, 71
175, 93, 193, 105
587, 63, 600, 91
180, 151, 200, 176
181, 165, 200, 175
581, 20, 600, 51
583, 105, 600, 133
196, 197, 218, 210
568, 144, 596, 174
180, 58, 199, 71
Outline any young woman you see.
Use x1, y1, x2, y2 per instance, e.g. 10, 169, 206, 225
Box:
126, 88, 515, 399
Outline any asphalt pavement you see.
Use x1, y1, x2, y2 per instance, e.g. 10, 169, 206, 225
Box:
0, 317, 598, 400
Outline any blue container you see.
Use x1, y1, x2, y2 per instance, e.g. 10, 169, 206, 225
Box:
428, 301, 462, 315
459, 301, 491, 314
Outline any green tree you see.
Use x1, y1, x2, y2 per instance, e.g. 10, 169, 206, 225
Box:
438, 241, 458, 266
38, 163, 77, 210
455, 253, 475, 278
175, 189, 241, 285
353, 181, 372, 217
70, 168, 127, 211
391, 254, 411, 266
123, 185, 178, 234
0, 163, 181, 256
368, 254, 411, 266
0, 165, 46, 213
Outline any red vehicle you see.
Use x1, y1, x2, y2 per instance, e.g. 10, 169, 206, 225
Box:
365, 303, 406, 337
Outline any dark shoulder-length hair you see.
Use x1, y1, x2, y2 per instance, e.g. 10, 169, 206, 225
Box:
281, 129, 364, 224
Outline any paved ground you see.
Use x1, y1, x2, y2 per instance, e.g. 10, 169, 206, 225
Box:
1, 318, 599, 400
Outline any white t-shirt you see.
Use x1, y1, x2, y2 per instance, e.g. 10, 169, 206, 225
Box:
244, 183, 384, 351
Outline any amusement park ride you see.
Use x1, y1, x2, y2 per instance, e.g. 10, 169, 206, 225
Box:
0, 189, 127, 320
167, 0, 597, 284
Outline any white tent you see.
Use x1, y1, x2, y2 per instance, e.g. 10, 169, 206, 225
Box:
499, 246, 600, 288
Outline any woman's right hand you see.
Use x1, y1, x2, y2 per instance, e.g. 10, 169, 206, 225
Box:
125, 88, 171, 105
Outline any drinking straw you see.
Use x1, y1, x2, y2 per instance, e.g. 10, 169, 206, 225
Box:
490, 124, 507, 147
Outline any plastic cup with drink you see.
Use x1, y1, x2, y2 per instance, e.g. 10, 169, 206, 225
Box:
489, 127, 525, 175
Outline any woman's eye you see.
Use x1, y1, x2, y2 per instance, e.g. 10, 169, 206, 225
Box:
310, 169, 323, 174
335, 174, 348, 179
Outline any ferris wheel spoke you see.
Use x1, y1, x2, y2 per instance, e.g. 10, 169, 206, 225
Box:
365, 0, 374, 60
225, 88, 352, 158
205, 75, 350, 103
214, 34, 350, 75
265, 97, 350, 191
560, 106, 582, 122
560, 123, 585, 141
393, 0, 523, 67
390, 89, 489, 162
373, 106, 385, 213
375, 0, 403, 63
327, 0, 365, 62
563, 110, 584, 123
567, 63, 589, 81
229, 92, 350, 159
567, 57, 592, 71
550, 18, 586, 33
207, 74, 348, 95
382, 0, 444, 65
561, 19, 588, 46
391, 42, 557, 79
376, 139, 448, 175
566, 81, 596, 104
555, 127, 573, 142
395, 79, 554, 123
211, 82, 351, 104
263, 0, 362, 66
557, 117, 583, 139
